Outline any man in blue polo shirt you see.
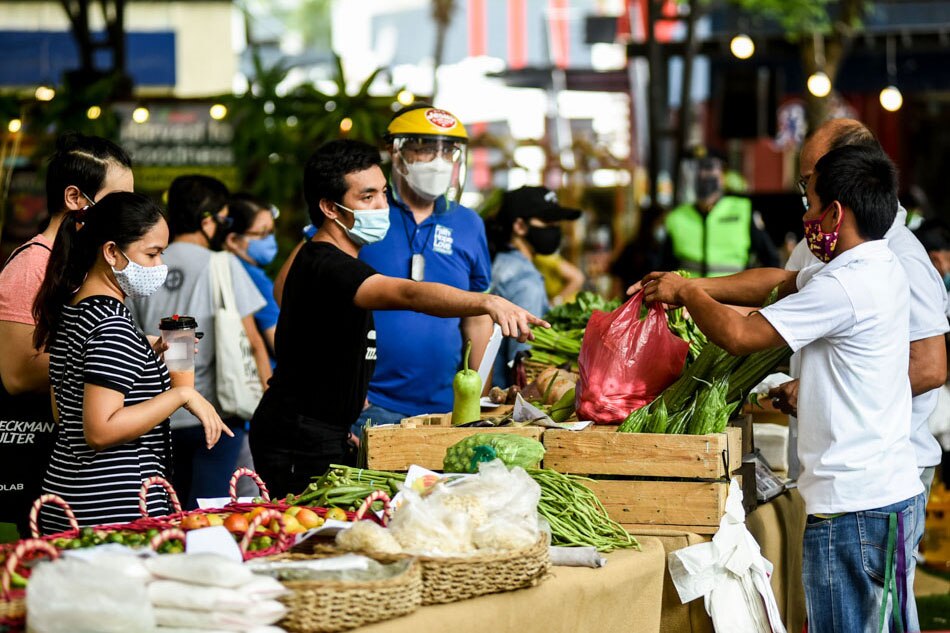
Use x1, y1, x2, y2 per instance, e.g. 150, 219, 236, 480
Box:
353, 105, 493, 433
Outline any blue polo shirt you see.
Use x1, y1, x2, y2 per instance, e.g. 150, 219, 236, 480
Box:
359, 192, 492, 415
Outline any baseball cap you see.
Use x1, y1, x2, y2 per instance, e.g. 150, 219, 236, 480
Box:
497, 187, 582, 224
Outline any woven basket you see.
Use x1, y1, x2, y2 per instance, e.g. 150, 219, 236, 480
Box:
523, 359, 552, 384
403, 534, 550, 604
0, 539, 60, 629
315, 535, 551, 605
274, 555, 422, 633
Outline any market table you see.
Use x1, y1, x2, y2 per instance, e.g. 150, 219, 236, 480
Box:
632, 489, 806, 633
355, 536, 667, 633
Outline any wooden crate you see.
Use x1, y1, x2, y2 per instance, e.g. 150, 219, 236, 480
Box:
366, 415, 541, 471
543, 425, 743, 534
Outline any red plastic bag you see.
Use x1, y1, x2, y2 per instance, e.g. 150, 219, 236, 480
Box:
576, 291, 689, 424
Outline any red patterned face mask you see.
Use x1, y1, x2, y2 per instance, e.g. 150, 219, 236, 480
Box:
803, 204, 841, 263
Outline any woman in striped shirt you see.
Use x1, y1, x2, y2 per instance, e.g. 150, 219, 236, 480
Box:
32, 192, 233, 532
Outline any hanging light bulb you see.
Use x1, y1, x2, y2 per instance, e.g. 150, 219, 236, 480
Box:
880, 37, 903, 112
730, 34, 755, 60
807, 72, 832, 98
880, 85, 903, 112
86, 106, 102, 120
132, 107, 150, 123
339, 117, 353, 133
8, 119, 22, 133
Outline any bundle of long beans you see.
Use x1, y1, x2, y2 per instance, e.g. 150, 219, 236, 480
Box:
528, 468, 639, 552
287, 465, 406, 510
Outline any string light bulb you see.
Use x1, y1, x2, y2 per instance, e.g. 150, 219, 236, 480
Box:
807, 72, 832, 98
132, 107, 150, 123
339, 117, 353, 133
35, 86, 55, 101
8, 119, 22, 133
879, 85, 903, 112
730, 34, 755, 60
86, 106, 102, 120
209, 104, 228, 120
397, 90, 415, 106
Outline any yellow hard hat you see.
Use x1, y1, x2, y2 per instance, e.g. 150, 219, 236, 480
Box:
386, 105, 468, 141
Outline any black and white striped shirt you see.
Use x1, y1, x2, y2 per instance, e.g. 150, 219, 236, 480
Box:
41, 296, 172, 533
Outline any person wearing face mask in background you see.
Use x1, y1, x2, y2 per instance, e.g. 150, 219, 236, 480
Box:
31, 192, 231, 533
223, 194, 281, 361
0, 132, 133, 539
486, 187, 581, 387
127, 175, 269, 510
249, 140, 548, 497
659, 147, 779, 277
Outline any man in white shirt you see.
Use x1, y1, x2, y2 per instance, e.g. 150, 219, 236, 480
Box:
641, 145, 924, 633
775, 120, 949, 588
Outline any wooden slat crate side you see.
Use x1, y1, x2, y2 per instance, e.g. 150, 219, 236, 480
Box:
366, 426, 544, 471
543, 429, 735, 478
586, 479, 729, 527
725, 426, 742, 473
621, 523, 719, 536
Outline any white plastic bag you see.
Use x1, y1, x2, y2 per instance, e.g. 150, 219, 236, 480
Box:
148, 580, 248, 611
387, 486, 476, 555
145, 553, 254, 588
238, 574, 291, 601
154, 602, 287, 629
27, 556, 154, 633
668, 479, 786, 633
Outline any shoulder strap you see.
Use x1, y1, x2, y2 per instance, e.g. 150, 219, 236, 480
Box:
209, 252, 238, 312
2, 239, 52, 271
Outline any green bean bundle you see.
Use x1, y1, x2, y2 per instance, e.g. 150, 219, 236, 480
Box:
288, 465, 406, 510
528, 468, 639, 553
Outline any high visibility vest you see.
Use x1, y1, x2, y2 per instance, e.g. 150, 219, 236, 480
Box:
664, 196, 753, 277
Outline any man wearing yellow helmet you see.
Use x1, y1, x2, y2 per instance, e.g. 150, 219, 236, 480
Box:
353, 104, 494, 433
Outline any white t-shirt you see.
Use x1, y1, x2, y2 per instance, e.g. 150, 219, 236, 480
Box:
785, 208, 950, 469
761, 240, 924, 514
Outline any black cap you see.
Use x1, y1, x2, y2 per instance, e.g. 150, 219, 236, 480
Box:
497, 187, 582, 225
159, 315, 198, 330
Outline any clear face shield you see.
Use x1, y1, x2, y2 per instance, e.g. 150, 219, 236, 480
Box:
391, 136, 468, 203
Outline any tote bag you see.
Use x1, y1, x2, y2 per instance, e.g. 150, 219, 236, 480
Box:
209, 252, 263, 419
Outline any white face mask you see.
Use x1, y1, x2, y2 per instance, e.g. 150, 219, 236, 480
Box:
403, 157, 455, 201
333, 203, 391, 246
112, 249, 168, 298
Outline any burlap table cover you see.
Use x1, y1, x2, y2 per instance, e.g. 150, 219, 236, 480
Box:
354, 536, 666, 633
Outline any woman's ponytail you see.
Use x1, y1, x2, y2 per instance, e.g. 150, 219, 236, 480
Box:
32, 209, 97, 350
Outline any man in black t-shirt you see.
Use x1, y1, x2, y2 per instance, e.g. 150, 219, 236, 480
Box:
249, 140, 547, 496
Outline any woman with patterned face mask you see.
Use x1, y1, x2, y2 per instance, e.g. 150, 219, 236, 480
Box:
223, 194, 281, 359
31, 192, 233, 532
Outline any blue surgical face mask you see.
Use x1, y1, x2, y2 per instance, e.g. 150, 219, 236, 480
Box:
246, 234, 278, 266
333, 203, 390, 246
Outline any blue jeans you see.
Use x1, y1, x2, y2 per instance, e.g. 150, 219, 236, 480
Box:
802, 495, 922, 633
350, 404, 408, 438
